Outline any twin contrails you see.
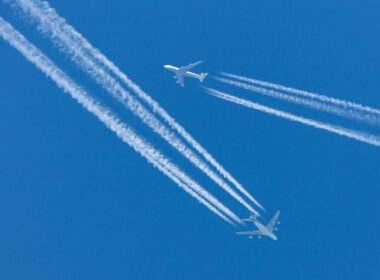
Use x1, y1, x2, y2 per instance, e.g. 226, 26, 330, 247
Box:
204, 88, 380, 148
215, 74, 380, 126
221, 72, 380, 116
206, 73, 380, 148
2, 0, 265, 225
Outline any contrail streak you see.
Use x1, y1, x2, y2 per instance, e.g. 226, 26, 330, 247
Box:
215, 77, 380, 126
221, 72, 380, 116
8, 0, 264, 212
0, 16, 241, 225
204, 87, 380, 148
9, 0, 263, 214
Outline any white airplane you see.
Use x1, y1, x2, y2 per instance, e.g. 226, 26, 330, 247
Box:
237, 211, 280, 240
164, 60, 208, 87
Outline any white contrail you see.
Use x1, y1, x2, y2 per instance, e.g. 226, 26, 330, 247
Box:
0, 16, 242, 225
204, 87, 380, 148
221, 72, 380, 116
9, 0, 264, 213
8, 0, 264, 213
215, 77, 380, 126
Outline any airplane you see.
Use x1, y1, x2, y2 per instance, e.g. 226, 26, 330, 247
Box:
237, 211, 280, 240
164, 60, 208, 87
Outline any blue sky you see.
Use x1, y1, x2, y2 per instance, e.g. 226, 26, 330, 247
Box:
1, 0, 379, 279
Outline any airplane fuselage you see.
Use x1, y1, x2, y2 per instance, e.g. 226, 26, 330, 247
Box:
254, 221, 278, 240
164, 65, 203, 80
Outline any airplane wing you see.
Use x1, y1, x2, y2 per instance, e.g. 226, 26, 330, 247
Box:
236, 230, 260, 235
179, 60, 203, 72
266, 211, 280, 232
175, 74, 184, 87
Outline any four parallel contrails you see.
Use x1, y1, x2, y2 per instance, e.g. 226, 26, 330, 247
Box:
2, 0, 268, 224
0, 17, 242, 226
10, 0, 263, 215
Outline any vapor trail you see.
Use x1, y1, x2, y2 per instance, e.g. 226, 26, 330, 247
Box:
215, 77, 380, 126
204, 87, 380, 148
221, 72, 380, 116
8, 0, 264, 212
0, 16, 241, 225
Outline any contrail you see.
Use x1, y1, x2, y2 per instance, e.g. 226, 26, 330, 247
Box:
221, 72, 380, 116
204, 87, 380, 148
8, 0, 264, 214
8, 0, 265, 212
0, 16, 242, 225
215, 77, 380, 126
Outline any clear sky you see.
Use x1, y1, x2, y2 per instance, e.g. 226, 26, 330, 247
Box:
1, 0, 379, 279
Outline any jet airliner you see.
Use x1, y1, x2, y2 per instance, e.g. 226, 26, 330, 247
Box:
237, 211, 280, 240
164, 60, 208, 87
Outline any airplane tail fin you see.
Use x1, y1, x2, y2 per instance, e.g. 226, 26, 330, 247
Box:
199, 73, 208, 83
